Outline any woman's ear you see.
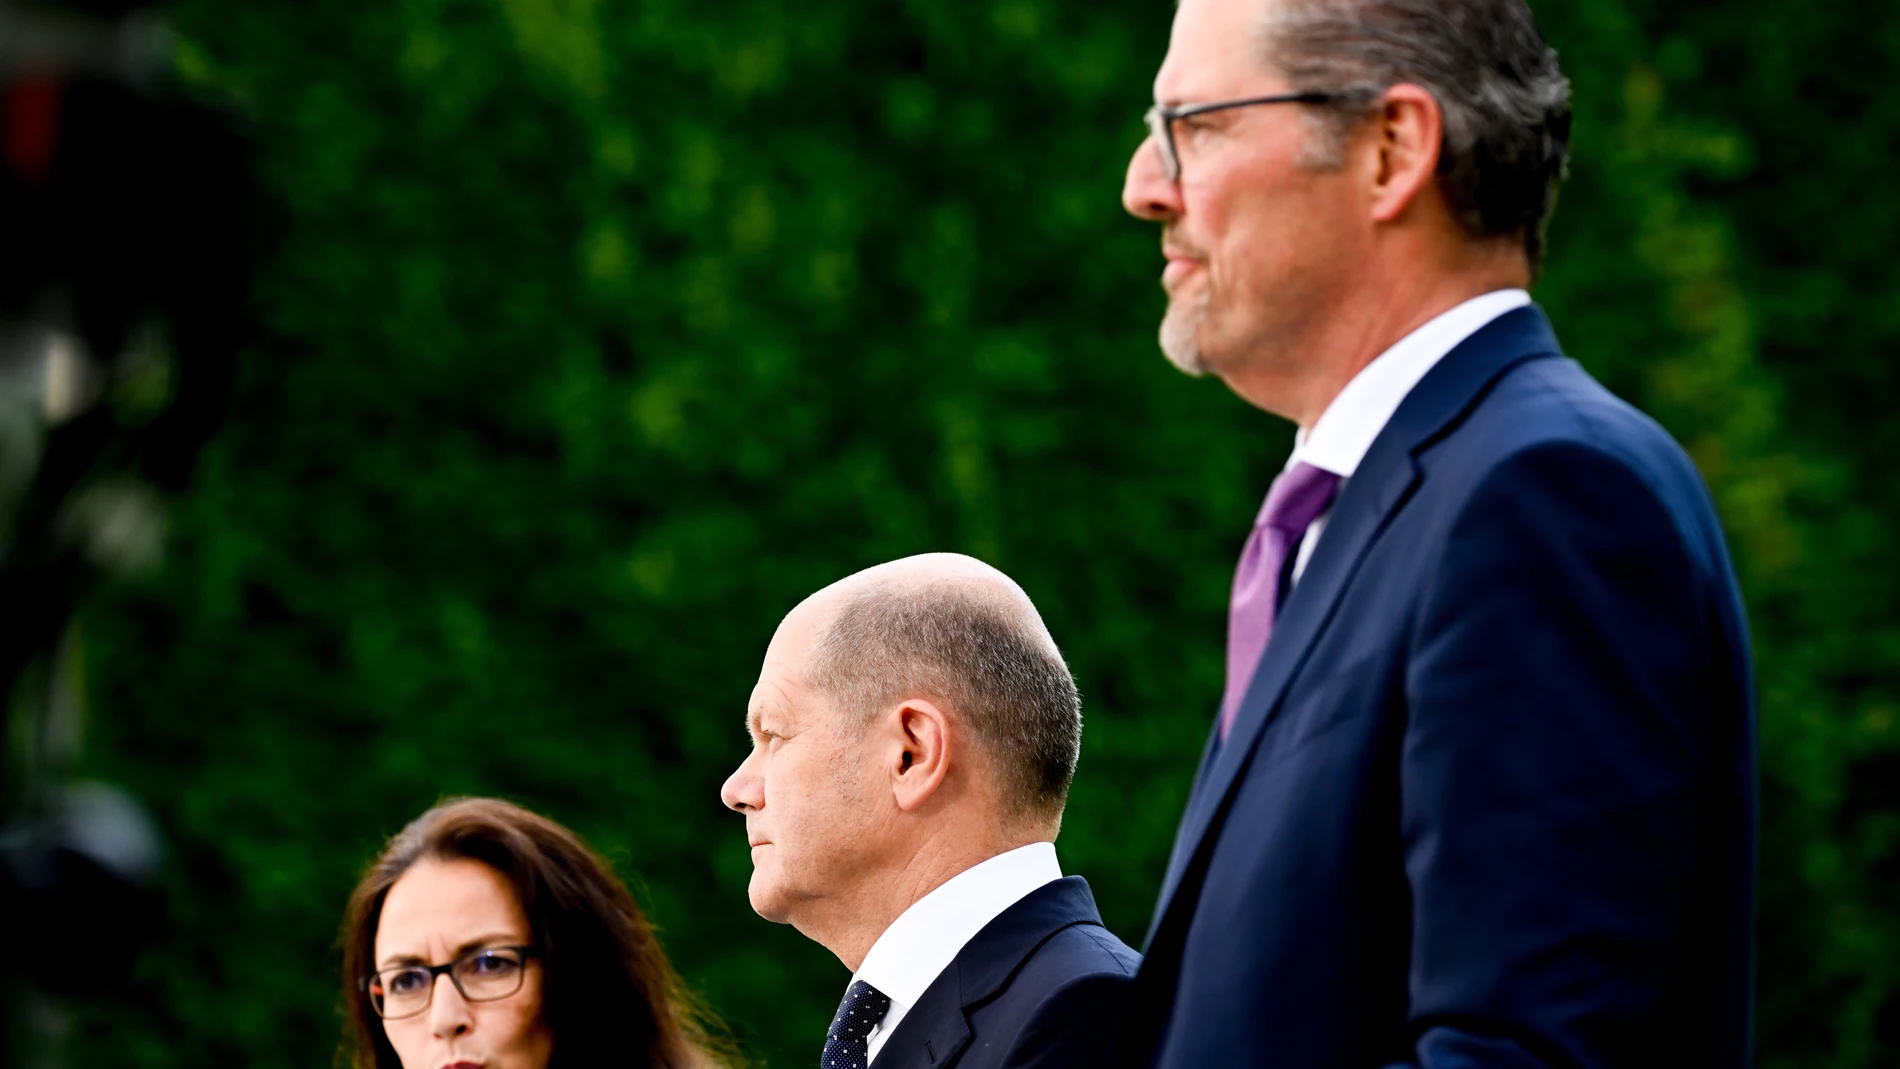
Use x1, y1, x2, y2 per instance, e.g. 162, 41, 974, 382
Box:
888, 698, 952, 812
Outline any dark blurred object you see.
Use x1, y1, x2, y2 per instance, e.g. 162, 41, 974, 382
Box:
0, 0, 246, 1061
0, 780, 164, 991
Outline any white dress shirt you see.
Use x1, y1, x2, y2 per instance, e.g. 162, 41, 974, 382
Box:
1288, 289, 1532, 581
851, 842, 1063, 1063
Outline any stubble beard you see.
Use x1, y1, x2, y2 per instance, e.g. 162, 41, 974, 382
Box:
1159, 284, 1212, 377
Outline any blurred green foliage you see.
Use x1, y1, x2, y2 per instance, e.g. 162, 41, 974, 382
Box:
53, 0, 1899, 1066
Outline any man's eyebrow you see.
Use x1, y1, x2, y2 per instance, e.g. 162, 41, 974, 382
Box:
1177, 102, 1243, 120
749, 684, 798, 737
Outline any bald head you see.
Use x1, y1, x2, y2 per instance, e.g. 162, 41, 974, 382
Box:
795, 554, 1081, 823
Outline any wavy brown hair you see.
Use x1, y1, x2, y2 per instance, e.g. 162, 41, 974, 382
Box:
339, 797, 733, 1069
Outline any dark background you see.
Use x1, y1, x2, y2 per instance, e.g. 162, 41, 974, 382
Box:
47, 1, 1900, 1066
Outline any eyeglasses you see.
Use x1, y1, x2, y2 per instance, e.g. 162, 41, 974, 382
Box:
362, 945, 539, 1020
1142, 90, 1361, 183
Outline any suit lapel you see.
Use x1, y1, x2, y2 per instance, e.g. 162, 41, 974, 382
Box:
870, 877, 1106, 1069
871, 962, 972, 1069
1148, 306, 1566, 936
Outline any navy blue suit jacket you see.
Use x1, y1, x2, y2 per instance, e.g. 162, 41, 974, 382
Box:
870, 875, 1140, 1069
1120, 307, 1756, 1068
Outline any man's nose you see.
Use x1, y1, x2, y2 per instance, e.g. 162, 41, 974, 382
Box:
720, 751, 763, 813
428, 973, 473, 1038
1122, 135, 1183, 222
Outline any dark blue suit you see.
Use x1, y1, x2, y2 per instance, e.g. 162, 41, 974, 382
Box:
871, 876, 1140, 1069
1121, 307, 1756, 1068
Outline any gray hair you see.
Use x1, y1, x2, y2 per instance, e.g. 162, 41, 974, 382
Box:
1259, 0, 1572, 279
806, 579, 1081, 822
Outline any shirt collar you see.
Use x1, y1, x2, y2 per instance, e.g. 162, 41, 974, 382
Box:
1291, 289, 1531, 477
852, 841, 1062, 1013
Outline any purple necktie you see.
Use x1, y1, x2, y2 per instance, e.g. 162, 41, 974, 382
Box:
1219, 461, 1342, 741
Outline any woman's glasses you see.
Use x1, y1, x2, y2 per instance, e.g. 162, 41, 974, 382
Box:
362, 945, 539, 1019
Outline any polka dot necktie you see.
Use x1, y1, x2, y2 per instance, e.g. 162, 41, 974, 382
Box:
821, 979, 892, 1069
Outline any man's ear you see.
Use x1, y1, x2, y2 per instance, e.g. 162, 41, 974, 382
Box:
1366, 83, 1444, 224
888, 698, 952, 812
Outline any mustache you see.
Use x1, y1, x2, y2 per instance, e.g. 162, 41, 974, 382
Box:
1162, 225, 1206, 260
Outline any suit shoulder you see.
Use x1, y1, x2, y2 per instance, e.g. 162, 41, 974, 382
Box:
1477, 358, 1674, 460
1451, 356, 1717, 526
968, 924, 1138, 1068
1015, 921, 1140, 987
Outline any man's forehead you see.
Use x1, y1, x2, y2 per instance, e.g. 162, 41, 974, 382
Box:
748, 619, 823, 729
748, 670, 800, 726
1157, 0, 1285, 102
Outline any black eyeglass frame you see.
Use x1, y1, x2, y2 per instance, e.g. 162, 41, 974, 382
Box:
360, 944, 541, 1020
1142, 90, 1372, 182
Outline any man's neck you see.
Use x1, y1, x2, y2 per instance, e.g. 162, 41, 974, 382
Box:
1228, 251, 1529, 429
805, 828, 1048, 972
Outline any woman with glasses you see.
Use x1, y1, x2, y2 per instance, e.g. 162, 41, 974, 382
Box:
339, 796, 732, 1069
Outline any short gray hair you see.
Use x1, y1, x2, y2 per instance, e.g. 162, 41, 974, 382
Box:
1259, 0, 1572, 279
806, 580, 1081, 821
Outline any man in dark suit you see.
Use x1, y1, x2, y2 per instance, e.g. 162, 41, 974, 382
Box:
1114, 0, 1755, 1067
720, 554, 1139, 1069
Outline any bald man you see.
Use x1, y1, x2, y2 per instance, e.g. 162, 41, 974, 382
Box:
720, 554, 1138, 1069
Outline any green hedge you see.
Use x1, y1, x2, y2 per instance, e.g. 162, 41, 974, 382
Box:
62, 1, 1899, 1066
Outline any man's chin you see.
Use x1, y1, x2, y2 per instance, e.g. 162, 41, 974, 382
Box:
1159, 296, 1212, 377
747, 874, 793, 923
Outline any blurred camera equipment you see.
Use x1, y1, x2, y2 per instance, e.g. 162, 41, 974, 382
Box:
0, 0, 248, 1063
